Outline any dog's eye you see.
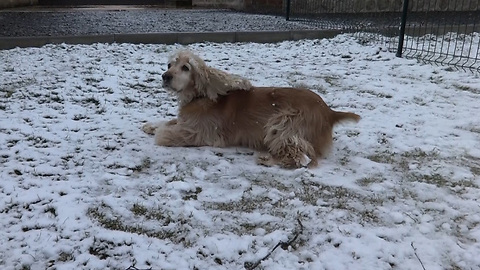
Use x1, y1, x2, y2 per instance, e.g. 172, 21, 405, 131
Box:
181, 65, 190, 72
167, 63, 172, 69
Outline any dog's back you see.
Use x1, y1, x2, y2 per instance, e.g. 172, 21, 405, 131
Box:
187, 87, 359, 167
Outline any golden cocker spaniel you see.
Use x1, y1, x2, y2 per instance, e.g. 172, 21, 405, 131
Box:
143, 50, 360, 168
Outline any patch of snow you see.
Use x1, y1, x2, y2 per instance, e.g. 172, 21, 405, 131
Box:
1, 34, 480, 270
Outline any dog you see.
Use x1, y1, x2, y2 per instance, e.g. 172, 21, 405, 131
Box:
143, 50, 360, 168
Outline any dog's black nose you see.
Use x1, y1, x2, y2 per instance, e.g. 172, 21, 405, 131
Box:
162, 73, 173, 83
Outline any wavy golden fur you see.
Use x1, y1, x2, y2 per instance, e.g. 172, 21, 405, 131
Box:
143, 50, 360, 168
162, 50, 252, 105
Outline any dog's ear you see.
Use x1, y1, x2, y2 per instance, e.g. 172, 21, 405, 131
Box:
188, 55, 225, 101
205, 69, 252, 101
188, 54, 211, 98
188, 53, 252, 102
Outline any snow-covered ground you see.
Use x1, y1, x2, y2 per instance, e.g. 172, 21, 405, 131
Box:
1, 34, 480, 270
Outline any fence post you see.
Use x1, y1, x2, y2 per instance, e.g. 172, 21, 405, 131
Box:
396, 0, 410, 57
286, 0, 291, 21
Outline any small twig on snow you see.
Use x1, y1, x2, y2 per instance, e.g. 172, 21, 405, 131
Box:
244, 218, 304, 270
125, 265, 152, 270
411, 242, 426, 270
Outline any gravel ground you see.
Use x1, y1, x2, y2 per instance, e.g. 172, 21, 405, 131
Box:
1, 6, 476, 38
0, 7, 318, 37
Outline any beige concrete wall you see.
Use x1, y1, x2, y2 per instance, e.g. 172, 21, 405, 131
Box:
0, 0, 38, 9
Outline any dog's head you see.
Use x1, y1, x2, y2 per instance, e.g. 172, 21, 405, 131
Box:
162, 50, 252, 105
162, 50, 198, 96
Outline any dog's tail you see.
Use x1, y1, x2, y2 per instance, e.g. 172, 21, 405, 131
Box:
331, 111, 361, 125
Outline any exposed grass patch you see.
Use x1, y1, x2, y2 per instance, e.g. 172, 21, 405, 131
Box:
359, 89, 393, 99
368, 148, 439, 167
121, 96, 139, 104
377, 132, 390, 145
346, 130, 360, 137
60, 154, 85, 168
130, 157, 152, 173
95, 107, 107, 114
22, 224, 46, 232
106, 162, 125, 170
357, 175, 386, 186
339, 155, 350, 165
238, 171, 292, 193
88, 204, 132, 231
401, 148, 439, 159
88, 237, 115, 260
44, 206, 57, 217
1, 202, 20, 214
49, 94, 64, 103
72, 114, 89, 121
7, 139, 19, 147
365, 148, 473, 189
82, 96, 100, 106
88, 203, 192, 245
300, 184, 358, 209
130, 203, 171, 224
205, 196, 276, 213
104, 144, 118, 151
24, 90, 65, 105
26, 135, 59, 148
295, 182, 386, 224
102, 87, 115, 94
125, 83, 148, 92
0, 88, 15, 98
145, 77, 157, 83
84, 77, 103, 85
57, 251, 75, 262
183, 187, 203, 201
358, 209, 381, 223
408, 173, 477, 189
468, 127, 480, 134
367, 150, 396, 164
453, 83, 480, 94
412, 96, 427, 106
408, 173, 449, 187
470, 166, 480, 175
1, 78, 37, 95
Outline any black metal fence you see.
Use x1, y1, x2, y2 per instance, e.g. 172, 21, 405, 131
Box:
286, 0, 480, 72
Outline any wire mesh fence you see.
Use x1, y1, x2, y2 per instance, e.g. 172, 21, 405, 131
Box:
285, 0, 480, 72
286, 0, 402, 34
398, 4, 480, 72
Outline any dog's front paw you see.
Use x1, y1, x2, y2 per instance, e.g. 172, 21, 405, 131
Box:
166, 119, 178, 126
142, 122, 157, 135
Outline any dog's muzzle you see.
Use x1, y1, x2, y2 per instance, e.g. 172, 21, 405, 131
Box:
162, 72, 173, 86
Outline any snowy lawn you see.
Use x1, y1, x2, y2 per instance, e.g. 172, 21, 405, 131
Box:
1, 34, 480, 270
